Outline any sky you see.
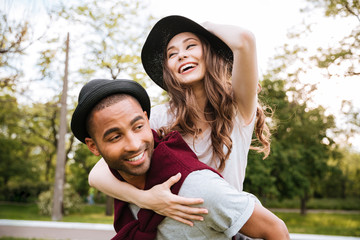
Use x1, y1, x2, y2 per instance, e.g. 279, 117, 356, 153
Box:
147, 0, 360, 149
147, 0, 359, 111
3, 0, 360, 149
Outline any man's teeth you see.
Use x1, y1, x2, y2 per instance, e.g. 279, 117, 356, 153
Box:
128, 152, 144, 162
180, 63, 195, 73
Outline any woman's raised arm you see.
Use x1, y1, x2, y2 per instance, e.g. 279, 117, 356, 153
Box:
202, 22, 258, 124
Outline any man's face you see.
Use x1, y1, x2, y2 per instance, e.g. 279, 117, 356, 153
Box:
85, 97, 154, 184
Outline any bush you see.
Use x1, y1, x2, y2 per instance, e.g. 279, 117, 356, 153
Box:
37, 184, 83, 216
0, 181, 50, 202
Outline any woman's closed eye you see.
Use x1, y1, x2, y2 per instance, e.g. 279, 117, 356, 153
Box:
186, 44, 196, 50
168, 51, 177, 59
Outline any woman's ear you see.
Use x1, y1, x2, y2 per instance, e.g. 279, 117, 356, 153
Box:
85, 138, 100, 156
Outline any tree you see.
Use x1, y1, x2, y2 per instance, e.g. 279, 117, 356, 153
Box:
0, 95, 32, 186
305, 0, 359, 77
58, 0, 153, 84
2, 0, 156, 207
0, 11, 28, 92
246, 0, 360, 212
52, 32, 70, 221
246, 41, 338, 213
54, 0, 155, 215
69, 144, 100, 198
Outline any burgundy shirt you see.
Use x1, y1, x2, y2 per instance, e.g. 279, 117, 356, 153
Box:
109, 130, 221, 240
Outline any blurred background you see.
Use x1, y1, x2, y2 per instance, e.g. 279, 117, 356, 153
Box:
0, 0, 359, 237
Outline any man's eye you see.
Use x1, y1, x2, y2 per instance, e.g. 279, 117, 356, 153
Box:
135, 124, 143, 130
110, 135, 121, 141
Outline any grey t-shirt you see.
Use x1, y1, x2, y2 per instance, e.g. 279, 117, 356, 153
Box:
154, 169, 258, 240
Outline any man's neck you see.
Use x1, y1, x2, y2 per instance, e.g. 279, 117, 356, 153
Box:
119, 171, 146, 189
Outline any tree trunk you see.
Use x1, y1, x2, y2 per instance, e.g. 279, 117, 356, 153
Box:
105, 196, 114, 216
300, 191, 309, 215
106, 196, 114, 216
52, 33, 70, 221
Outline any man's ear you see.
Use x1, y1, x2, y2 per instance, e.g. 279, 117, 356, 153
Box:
144, 111, 149, 120
85, 137, 100, 156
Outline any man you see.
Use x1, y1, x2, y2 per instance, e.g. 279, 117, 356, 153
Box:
70, 79, 289, 240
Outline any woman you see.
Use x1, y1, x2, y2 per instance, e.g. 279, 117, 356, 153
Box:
88, 15, 271, 226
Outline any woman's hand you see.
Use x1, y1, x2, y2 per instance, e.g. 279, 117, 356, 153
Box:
201, 21, 255, 51
138, 173, 208, 226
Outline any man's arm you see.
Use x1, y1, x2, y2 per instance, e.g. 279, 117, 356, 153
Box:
167, 169, 289, 240
240, 203, 290, 240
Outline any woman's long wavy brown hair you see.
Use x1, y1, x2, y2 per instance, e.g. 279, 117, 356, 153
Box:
159, 34, 271, 172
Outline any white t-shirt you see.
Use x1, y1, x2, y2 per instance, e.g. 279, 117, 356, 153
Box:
150, 103, 256, 192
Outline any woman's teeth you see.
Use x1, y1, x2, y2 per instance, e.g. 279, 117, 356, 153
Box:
180, 63, 195, 73
128, 152, 144, 162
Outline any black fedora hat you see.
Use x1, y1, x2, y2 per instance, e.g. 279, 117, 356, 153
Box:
141, 15, 233, 90
71, 79, 151, 143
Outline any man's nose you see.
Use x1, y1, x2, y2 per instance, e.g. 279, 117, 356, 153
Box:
124, 132, 141, 151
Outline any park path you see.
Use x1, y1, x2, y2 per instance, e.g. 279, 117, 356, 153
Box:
0, 219, 359, 240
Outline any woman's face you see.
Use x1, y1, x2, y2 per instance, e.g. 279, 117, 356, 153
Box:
165, 32, 206, 86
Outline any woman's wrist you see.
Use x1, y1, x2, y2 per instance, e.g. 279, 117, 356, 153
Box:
130, 188, 149, 209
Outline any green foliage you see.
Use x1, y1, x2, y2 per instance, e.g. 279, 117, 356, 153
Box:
246, 0, 360, 208
264, 197, 360, 210
337, 148, 360, 198
58, 0, 153, 86
0, 95, 43, 188
68, 143, 100, 198
247, 67, 338, 208
0, 181, 50, 203
305, 0, 360, 19
244, 150, 278, 198
0, 11, 28, 92
1, 0, 156, 210
37, 184, 83, 216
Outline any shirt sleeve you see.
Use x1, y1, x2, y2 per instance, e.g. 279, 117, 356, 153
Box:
149, 103, 171, 130
179, 170, 257, 238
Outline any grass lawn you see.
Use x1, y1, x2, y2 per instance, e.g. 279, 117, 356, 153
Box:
0, 202, 359, 237
0, 203, 112, 224
274, 211, 360, 237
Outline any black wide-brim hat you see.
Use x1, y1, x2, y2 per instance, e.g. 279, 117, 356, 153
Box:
71, 79, 151, 143
141, 15, 233, 90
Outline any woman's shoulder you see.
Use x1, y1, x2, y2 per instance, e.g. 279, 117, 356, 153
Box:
150, 102, 172, 129
234, 108, 256, 128
152, 102, 170, 111
151, 102, 171, 118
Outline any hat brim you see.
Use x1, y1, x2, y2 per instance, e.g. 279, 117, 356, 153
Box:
71, 79, 151, 143
141, 15, 233, 90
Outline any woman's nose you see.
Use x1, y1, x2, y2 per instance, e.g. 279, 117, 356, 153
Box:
178, 51, 188, 61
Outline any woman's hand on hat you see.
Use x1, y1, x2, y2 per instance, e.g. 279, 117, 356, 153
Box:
140, 173, 208, 226
201, 21, 255, 53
